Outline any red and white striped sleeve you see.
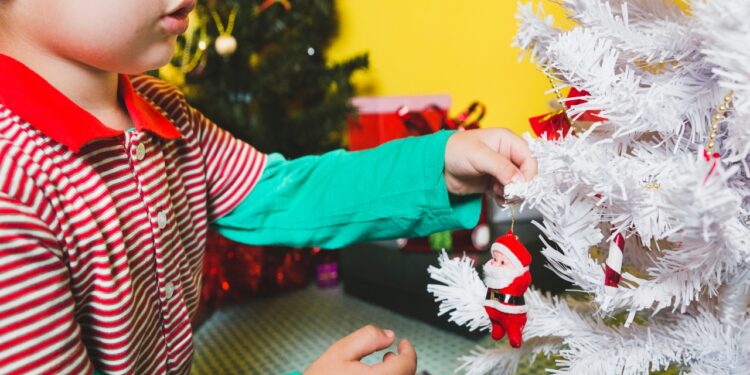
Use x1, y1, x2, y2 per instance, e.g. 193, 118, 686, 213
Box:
190, 108, 267, 222
0, 193, 94, 375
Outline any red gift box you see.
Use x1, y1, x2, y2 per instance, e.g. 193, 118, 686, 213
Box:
348, 95, 452, 151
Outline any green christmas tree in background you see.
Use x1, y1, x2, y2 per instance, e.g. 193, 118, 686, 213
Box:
160, 0, 368, 158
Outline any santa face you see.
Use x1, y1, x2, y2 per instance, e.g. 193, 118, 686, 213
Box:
490, 251, 515, 269
483, 255, 527, 289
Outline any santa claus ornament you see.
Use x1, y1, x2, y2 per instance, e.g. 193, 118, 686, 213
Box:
427, 228, 533, 349
482, 231, 532, 347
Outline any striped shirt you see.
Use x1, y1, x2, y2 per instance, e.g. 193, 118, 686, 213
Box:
0, 54, 266, 374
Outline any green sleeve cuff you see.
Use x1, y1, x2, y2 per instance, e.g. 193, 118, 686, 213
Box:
213, 130, 481, 248
422, 131, 482, 231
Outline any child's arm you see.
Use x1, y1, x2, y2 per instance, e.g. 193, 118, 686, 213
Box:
190, 101, 535, 249
211, 130, 482, 249
0, 193, 96, 374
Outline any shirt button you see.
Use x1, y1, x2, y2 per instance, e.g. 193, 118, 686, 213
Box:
165, 282, 175, 300
135, 143, 146, 160
157, 212, 168, 229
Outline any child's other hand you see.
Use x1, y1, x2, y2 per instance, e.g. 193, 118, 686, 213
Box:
304, 325, 417, 375
444, 128, 537, 203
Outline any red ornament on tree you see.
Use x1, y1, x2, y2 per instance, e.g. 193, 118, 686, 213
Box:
604, 230, 625, 289
529, 87, 605, 140
482, 231, 532, 348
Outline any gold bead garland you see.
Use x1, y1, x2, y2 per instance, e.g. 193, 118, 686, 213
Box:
706, 91, 734, 155
546, 70, 574, 127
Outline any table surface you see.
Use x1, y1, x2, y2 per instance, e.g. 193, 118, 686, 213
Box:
192, 284, 555, 374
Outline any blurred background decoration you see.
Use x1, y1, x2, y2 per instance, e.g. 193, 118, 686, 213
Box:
165, 0, 368, 325
328, 0, 570, 133
157, 1, 706, 373
160, 0, 368, 158
162, 0, 570, 317
165, 1, 577, 373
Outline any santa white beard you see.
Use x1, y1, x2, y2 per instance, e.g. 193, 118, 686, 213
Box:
483, 262, 527, 289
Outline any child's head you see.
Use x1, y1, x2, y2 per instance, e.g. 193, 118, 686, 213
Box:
0, 0, 195, 74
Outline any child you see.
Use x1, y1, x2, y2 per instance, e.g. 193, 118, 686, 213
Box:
0, 1, 536, 374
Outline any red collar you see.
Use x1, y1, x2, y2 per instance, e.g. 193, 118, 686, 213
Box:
0, 54, 181, 153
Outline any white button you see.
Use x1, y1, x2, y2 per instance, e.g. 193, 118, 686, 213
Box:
135, 143, 146, 160
157, 212, 168, 229
165, 282, 175, 300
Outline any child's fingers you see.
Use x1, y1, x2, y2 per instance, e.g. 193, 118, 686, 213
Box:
492, 182, 504, 197
519, 155, 538, 182
498, 131, 537, 181
329, 325, 396, 361
373, 339, 417, 375
490, 183, 506, 205
382, 351, 396, 362
470, 146, 524, 186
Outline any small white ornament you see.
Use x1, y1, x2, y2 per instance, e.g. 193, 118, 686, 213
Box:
215, 34, 237, 56
471, 223, 491, 250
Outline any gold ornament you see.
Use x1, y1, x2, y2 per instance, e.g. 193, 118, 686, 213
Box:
215, 34, 238, 56
643, 175, 661, 191
249, 53, 261, 69
211, 5, 239, 57
634, 59, 676, 75
546, 70, 574, 127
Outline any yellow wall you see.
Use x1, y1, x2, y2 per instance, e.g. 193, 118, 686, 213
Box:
327, 1, 568, 135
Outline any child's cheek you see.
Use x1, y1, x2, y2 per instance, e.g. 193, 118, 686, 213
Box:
38, 1, 173, 73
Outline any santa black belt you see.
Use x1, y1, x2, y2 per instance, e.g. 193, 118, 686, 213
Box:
486, 289, 525, 305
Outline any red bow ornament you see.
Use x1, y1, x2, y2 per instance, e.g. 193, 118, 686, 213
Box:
529, 88, 605, 140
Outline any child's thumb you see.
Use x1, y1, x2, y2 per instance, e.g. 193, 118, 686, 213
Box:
329, 325, 396, 361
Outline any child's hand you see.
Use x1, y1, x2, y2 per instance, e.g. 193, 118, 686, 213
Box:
444, 128, 537, 203
304, 325, 417, 375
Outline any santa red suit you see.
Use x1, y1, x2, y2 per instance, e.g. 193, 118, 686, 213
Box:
482, 231, 532, 348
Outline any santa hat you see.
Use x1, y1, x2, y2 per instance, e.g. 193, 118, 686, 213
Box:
490, 230, 531, 269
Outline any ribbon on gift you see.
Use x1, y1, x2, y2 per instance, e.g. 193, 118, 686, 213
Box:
397, 101, 486, 135
529, 88, 605, 140
449, 101, 485, 130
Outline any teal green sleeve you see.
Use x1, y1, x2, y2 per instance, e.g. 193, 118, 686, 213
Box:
212, 130, 482, 249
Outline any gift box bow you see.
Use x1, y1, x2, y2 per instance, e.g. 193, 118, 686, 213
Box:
397, 101, 486, 135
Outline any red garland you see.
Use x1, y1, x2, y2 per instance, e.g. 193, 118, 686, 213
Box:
529, 88, 605, 140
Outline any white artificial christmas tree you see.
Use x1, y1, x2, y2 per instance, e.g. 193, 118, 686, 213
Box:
427, 1, 750, 374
